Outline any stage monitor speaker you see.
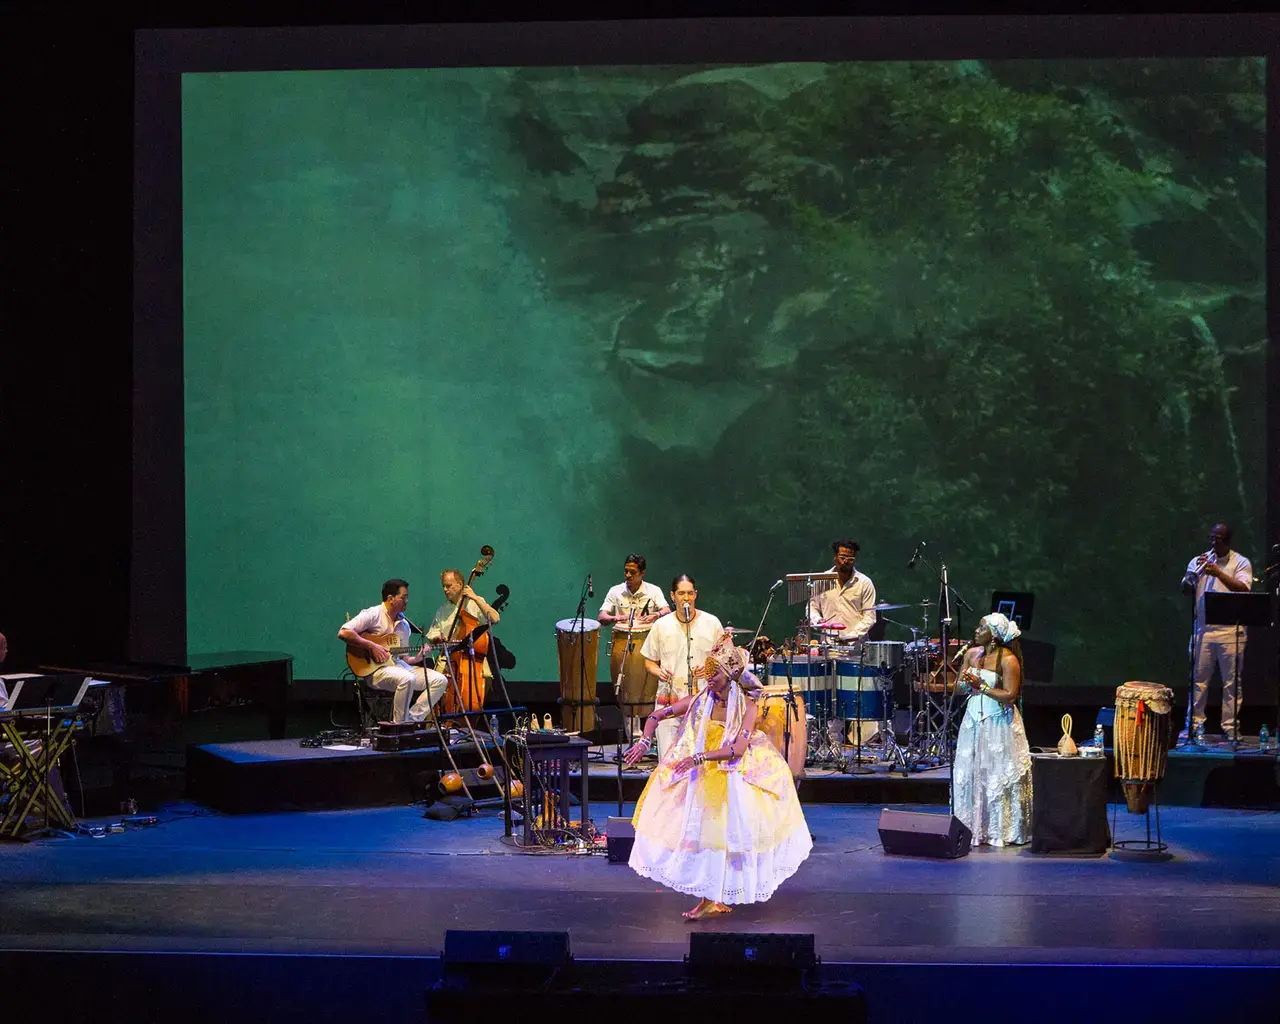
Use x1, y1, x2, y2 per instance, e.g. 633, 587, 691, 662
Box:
606, 816, 635, 863
687, 932, 817, 971
442, 930, 570, 984
878, 809, 971, 859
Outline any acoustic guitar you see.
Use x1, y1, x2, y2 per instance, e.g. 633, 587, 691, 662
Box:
346, 634, 439, 679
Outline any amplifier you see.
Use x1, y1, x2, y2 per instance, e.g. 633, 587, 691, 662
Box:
377, 720, 422, 735
372, 730, 431, 752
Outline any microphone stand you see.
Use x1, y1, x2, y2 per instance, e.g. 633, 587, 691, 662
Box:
913, 549, 970, 783
1181, 562, 1205, 749
571, 574, 593, 736
747, 581, 795, 770
612, 606, 637, 816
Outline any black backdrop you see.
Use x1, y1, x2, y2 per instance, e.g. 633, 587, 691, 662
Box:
3, 7, 1278, 699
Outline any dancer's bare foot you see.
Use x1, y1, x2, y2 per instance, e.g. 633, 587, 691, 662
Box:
683, 899, 732, 920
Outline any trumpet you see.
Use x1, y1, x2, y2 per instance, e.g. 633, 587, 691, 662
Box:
1191, 550, 1217, 574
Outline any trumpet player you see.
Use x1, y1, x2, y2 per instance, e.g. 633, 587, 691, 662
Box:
1180, 523, 1253, 743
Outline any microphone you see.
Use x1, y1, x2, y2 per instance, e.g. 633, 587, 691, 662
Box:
682, 602, 692, 622
907, 542, 925, 570
769, 578, 785, 593
587, 574, 594, 598
949, 640, 974, 665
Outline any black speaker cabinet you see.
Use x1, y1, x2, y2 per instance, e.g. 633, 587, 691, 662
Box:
441, 930, 571, 986
606, 816, 635, 863
877, 809, 972, 859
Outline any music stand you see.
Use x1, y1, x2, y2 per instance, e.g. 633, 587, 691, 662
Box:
990, 591, 1035, 633
1203, 592, 1271, 748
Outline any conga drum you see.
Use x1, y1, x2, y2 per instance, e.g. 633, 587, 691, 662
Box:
756, 686, 807, 779
609, 627, 657, 714
556, 617, 599, 732
1114, 681, 1173, 813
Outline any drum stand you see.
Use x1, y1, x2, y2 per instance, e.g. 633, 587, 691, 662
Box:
1111, 783, 1169, 859
842, 645, 873, 776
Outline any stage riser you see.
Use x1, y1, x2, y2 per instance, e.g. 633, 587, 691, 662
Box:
185, 740, 1280, 815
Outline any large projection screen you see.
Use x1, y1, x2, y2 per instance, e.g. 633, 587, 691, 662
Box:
134, 19, 1273, 691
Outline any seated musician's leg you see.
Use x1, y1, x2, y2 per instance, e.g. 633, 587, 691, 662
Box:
407, 667, 448, 723
368, 663, 418, 723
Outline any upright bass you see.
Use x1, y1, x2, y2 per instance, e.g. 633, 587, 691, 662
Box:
441, 545, 498, 715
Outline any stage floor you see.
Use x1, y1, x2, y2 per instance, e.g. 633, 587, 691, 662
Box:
1, 801, 1278, 968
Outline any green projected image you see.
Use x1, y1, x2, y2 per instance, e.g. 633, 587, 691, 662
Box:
182, 59, 1266, 687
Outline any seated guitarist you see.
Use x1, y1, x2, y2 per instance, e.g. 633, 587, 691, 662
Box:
339, 579, 448, 723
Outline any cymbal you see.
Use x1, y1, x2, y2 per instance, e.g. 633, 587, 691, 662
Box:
724, 627, 754, 634
871, 603, 911, 611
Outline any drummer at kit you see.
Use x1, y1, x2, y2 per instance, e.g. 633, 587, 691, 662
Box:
640, 574, 725, 759
809, 538, 877, 643
598, 554, 671, 742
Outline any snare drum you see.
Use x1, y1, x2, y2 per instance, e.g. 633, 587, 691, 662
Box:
555, 617, 599, 732
767, 654, 831, 717
755, 687, 807, 779
834, 657, 890, 722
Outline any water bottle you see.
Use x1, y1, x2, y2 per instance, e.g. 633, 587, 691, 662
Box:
1259, 724, 1271, 752
1193, 721, 1205, 747
1093, 724, 1105, 753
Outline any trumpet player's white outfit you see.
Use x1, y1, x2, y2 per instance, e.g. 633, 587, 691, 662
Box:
1183, 549, 1253, 738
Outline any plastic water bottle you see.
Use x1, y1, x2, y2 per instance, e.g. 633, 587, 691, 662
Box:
1193, 721, 1205, 747
1259, 724, 1271, 752
1093, 724, 1105, 753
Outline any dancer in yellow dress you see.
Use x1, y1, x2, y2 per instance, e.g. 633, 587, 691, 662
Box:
622, 633, 812, 920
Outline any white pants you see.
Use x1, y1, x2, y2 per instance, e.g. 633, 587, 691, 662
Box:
1187, 630, 1247, 735
368, 662, 448, 723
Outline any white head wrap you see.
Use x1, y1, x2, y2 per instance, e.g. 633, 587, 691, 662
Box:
980, 612, 1021, 645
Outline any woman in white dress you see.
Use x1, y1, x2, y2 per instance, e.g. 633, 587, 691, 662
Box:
952, 612, 1032, 846
622, 633, 812, 920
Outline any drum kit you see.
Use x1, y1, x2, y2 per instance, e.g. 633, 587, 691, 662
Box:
753, 594, 968, 776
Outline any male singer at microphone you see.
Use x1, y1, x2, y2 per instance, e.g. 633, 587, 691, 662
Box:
640, 574, 724, 760
809, 539, 877, 643
598, 554, 671, 743
1180, 522, 1253, 743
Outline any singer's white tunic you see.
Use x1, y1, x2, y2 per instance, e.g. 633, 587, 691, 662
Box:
640, 610, 725, 759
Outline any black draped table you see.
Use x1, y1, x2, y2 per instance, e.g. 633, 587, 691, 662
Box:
1030, 752, 1111, 855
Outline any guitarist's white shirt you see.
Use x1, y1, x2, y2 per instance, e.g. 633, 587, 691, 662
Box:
341, 605, 412, 665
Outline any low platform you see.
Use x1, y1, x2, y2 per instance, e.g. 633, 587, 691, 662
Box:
185, 734, 1280, 814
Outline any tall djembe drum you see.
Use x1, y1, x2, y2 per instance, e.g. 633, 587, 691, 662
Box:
1114, 681, 1173, 813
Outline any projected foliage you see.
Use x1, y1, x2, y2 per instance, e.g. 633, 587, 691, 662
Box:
183, 58, 1265, 687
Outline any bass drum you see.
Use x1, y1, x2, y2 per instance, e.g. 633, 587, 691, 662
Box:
755, 687, 807, 780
